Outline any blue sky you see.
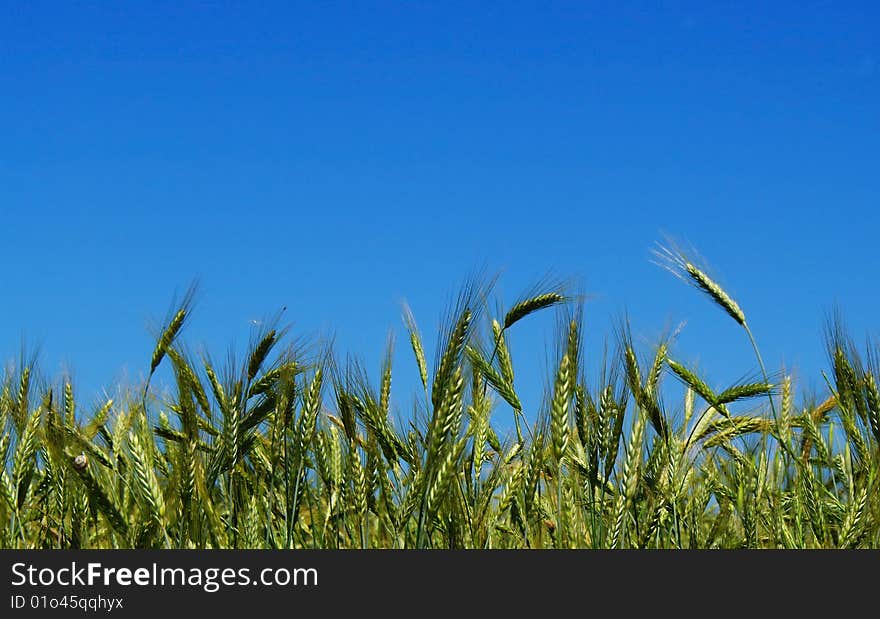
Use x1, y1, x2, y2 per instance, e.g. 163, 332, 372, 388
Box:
1, 2, 878, 429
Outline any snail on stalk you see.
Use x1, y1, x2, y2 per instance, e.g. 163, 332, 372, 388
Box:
73, 452, 88, 471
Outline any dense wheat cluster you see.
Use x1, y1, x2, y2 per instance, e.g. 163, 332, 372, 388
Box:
2, 245, 879, 549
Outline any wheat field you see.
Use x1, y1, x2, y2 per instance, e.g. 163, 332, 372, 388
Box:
2, 243, 878, 549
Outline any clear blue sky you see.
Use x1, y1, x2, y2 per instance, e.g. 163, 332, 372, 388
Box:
1, 2, 878, 428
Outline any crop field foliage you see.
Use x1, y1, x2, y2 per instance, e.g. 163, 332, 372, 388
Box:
2, 243, 879, 549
